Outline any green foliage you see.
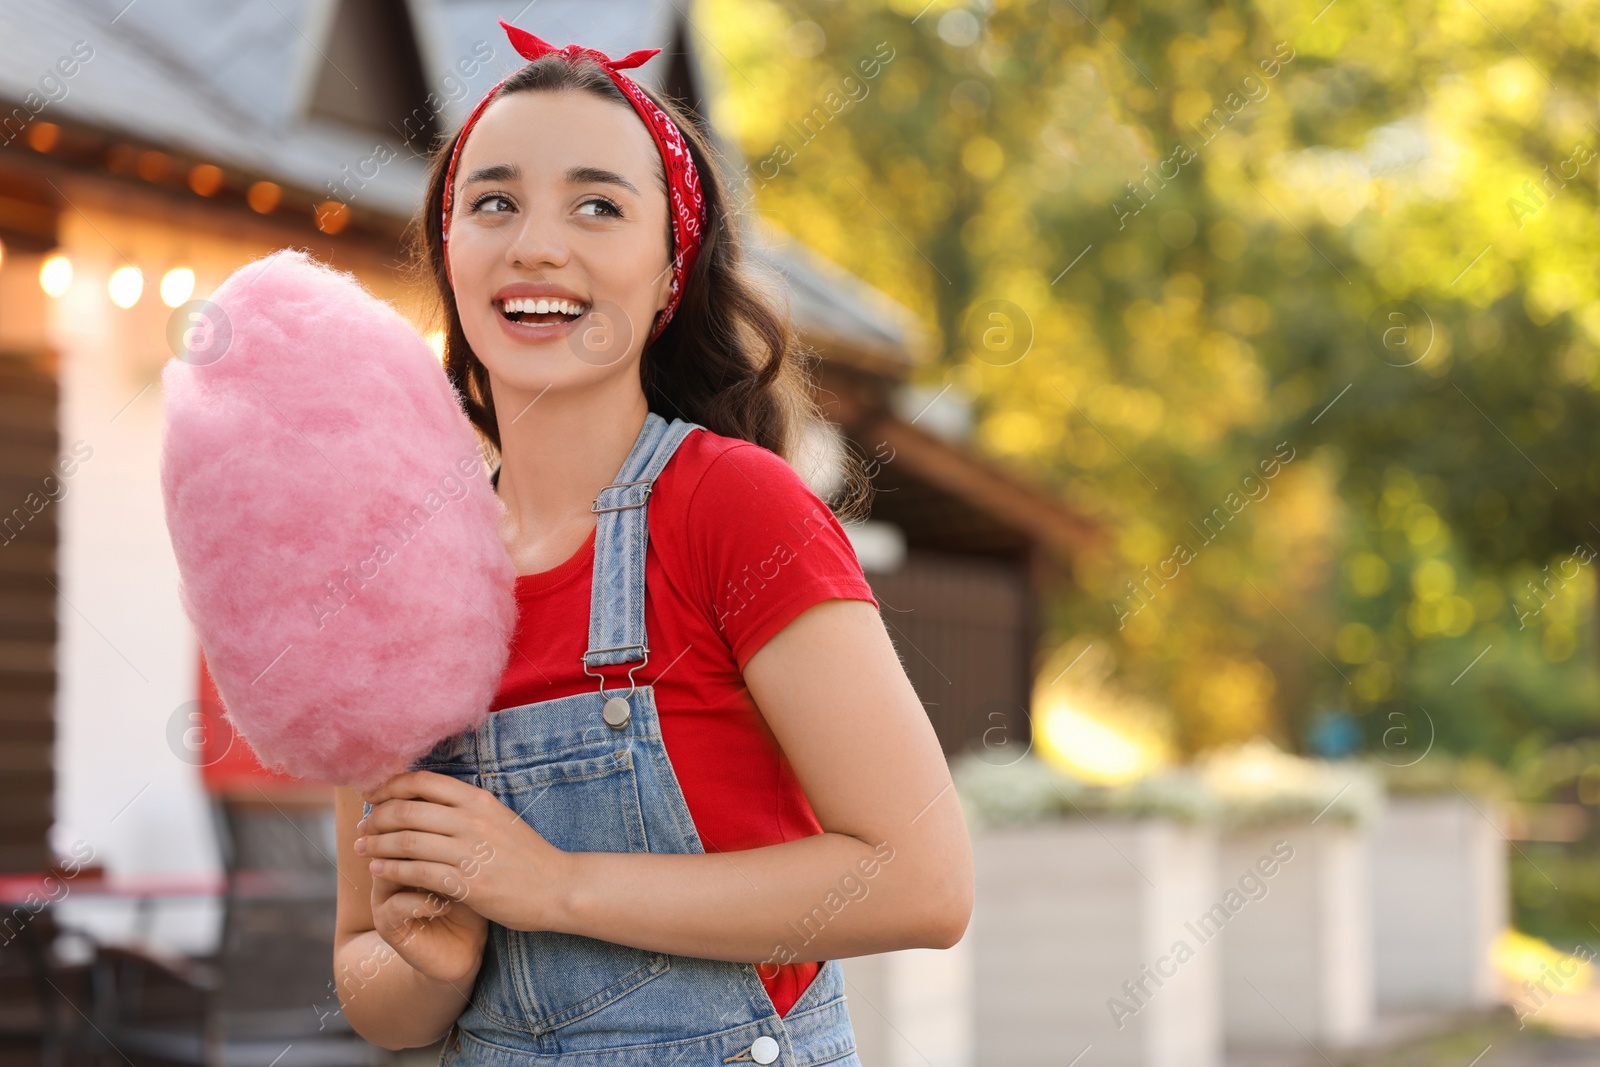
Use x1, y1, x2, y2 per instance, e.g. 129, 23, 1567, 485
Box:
704, 0, 1600, 771
1505, 738, 1600, 949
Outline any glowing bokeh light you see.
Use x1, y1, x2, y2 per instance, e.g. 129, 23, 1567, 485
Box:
39, 255, 73, 298
1033, 696, 1164, 785
108, 265, 145, 308
161, 267, 196, 308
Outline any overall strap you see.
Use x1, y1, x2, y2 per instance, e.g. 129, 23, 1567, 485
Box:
582, 412, 701, 687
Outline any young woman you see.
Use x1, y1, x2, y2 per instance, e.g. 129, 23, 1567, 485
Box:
332, 22, 972, 1064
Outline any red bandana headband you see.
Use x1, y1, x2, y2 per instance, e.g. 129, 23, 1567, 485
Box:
442, 20, 707, 345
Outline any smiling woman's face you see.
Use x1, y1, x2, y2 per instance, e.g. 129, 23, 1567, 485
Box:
446, 88, 674, 394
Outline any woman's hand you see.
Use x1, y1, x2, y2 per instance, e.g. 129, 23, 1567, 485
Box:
366, 863, 488, 987
358, 770, 576, 936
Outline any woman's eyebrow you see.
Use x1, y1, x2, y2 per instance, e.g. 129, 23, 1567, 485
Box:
462, 163, 519, 186
459, 163, 639, 198
565, 166, 640, 197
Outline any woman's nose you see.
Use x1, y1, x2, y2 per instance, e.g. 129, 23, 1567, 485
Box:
504, 206, 571, 270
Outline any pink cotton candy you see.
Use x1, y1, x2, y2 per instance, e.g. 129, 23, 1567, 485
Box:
159, 249, 516, 791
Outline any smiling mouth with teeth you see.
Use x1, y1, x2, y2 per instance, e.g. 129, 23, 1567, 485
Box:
497, 297, 589, 325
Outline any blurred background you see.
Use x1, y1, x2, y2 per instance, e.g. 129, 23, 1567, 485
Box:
0, 0, 1597, 1064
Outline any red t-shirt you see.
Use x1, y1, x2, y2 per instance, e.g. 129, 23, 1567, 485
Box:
492, 426, 880, 1017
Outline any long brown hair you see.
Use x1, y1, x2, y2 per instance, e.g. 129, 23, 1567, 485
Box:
404, 55, 870, 520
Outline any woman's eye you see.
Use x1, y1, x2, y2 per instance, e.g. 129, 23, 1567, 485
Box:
469, 193, 514, 215
580, 197, 623, 219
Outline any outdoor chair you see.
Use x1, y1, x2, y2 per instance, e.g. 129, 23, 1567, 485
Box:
85, 793, 394, 1067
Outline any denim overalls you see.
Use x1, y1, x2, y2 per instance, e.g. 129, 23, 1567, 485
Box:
364, 412, 861, 1065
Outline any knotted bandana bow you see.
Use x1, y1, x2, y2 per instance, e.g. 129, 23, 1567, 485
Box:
441, 20, 707, 345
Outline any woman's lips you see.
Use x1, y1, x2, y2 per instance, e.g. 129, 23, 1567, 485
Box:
493, 302, 589, 344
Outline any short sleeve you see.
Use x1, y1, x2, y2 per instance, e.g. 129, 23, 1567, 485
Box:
687, 442, 879, 671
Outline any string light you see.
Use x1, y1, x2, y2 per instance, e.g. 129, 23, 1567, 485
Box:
315, 200, 350, 234
247, 181, 280, 213
188, 164, 224, 196
160, 267, 196, 308
108, 264, 144, 308
39, 255, 73, 298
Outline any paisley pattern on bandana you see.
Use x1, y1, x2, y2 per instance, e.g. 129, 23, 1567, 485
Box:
441, 20, 708, 345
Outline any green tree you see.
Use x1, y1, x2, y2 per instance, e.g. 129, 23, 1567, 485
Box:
702, 0, 1600, 764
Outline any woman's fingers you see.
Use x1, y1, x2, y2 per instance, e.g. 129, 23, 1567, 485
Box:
361, 794, 469, 838
375, 888, 453, 947
368, 857, 475, 902
381, 886, 453, 917
361, 827, 488, 903
358, 780, 499, 888
360, 826, 462, 866
361, 770, 472, 809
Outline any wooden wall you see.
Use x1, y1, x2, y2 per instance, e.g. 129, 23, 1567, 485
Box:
864, 548, 1035, 760
0, 348, 57, 873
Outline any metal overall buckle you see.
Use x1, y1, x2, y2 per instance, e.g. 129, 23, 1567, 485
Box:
582, 644, 649, 729
591, 476, 654, 513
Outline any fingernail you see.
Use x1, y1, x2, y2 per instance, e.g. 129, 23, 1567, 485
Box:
370, 860, 383, 873
354, 837, 367, 854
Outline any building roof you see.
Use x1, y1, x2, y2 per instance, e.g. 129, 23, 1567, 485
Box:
0, 0, 421, 216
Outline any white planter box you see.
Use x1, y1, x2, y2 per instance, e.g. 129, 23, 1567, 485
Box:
966, 817, 1220, 1067
841, 939, 972, 1067
1217, 821, 1373, 1050
1369, 794, 1507, 1009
